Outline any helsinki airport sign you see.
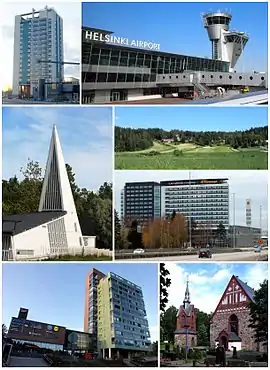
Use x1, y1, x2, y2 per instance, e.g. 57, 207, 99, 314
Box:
85, 30, 161, 51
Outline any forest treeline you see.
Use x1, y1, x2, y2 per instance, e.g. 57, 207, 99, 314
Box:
115, 126, 268, 152
3, 159, 112, 249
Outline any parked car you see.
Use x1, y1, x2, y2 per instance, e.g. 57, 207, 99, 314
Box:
133, 249, 145, 254
198, 248, 212, 258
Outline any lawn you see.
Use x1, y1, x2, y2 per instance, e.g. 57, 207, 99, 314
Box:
115, 142, 267, 170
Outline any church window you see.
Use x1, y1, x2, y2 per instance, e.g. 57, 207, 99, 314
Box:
229, 314, 239, 335
181, 315, 186, 327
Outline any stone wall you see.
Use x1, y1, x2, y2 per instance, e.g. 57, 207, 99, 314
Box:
175, 334, 197, 347
210, 309, 258, 350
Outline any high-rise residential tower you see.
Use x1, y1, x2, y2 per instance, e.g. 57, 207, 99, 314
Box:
12, 6, 64, 96
84, 269, 151, 358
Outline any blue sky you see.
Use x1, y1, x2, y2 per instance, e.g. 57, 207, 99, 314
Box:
166, 262, 268, 314
82, 2, 268, 71
2, 263, 159, 341
115, 107, 267, 132
2, 107, 113, 191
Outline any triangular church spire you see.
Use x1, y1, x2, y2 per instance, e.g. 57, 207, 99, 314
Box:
183, 275, 191, 308
38, 126, 80, 221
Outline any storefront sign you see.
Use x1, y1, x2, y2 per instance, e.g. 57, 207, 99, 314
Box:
85, 30, 161, 51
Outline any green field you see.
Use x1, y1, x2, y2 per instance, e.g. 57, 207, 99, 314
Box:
115, 142, 268, 170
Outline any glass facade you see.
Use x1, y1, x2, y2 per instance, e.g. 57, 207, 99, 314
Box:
124, 182, 160, 224
81, 27, 231, 103
123, 179, 229, 228
64, 330, 94, 351
108, 273, 151, 350
14, 339, 63, 351
163, 183, 229, 227
82, 42, 229, 85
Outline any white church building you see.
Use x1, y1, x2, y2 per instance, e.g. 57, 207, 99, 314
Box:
2, 126, 97, 261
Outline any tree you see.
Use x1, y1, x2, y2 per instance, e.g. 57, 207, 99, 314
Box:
2, 323, 7, 340
196, 309, 211, 346
114, 210, 122, 250
151, 341, 158, 355
98, 182, 112, 200
160, 305, 178, 342
171, 210, 177, 221
3, 159, 113, 250
160, 263, 171, 312
215, 222, 227, 245
248, 279, 268, 345
20, 158, 42, 181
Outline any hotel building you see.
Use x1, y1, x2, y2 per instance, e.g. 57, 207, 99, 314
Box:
121, 178, 229, 229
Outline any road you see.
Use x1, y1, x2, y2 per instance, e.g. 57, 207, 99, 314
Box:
2, 98, 78, 105
131, 250, 268, 261
9, 356, 49, 367
101, 97, 190, 105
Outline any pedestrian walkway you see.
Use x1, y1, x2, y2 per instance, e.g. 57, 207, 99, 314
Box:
9, 356, 49, 367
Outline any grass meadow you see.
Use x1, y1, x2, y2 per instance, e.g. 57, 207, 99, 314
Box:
115, 142, 267, 170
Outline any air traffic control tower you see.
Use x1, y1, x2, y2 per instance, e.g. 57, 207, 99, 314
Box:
203, 12, 249, 71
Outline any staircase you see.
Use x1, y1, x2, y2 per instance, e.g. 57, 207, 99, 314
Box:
192, 81, 214, 99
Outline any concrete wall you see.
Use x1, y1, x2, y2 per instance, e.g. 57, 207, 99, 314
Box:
127, 89, 161, 101
157, 71, 267, 88
97, 277, 112, 353
175, 334, 197, 347
13, 223, 50, 260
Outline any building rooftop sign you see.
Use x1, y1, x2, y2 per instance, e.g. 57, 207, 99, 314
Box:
160, 179, 228, 187
84, 29, 161, 51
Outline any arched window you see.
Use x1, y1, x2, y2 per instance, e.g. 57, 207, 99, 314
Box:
229, 314, 239, 335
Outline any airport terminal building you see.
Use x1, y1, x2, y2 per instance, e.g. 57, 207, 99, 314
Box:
81, 13, 267, 104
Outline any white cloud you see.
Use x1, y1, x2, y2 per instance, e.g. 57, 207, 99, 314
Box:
114, 170, 268, 230
165, 263, 268, 315
241, 263, 268, 290
3, 107, 113, 191
165, 263, 230, 314
149, 324, 159, 342
1, 2, 81, 89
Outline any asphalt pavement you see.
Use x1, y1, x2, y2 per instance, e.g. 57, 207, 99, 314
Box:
9, 356, 49, 367
131, 250, 268, 261
2, 98, 78, 105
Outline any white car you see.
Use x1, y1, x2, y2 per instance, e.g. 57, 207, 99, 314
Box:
133, 249, 145, 254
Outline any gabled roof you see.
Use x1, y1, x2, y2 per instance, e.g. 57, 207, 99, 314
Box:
2, 211, 66, 235
177, 304, 195, 317
215, 331, 242, 342
234, 276, 255, 302
210, 275, 255, 322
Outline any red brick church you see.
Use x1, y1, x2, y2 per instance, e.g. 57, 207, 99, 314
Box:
210, 275, 261, 351
175, 278, 197, 347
